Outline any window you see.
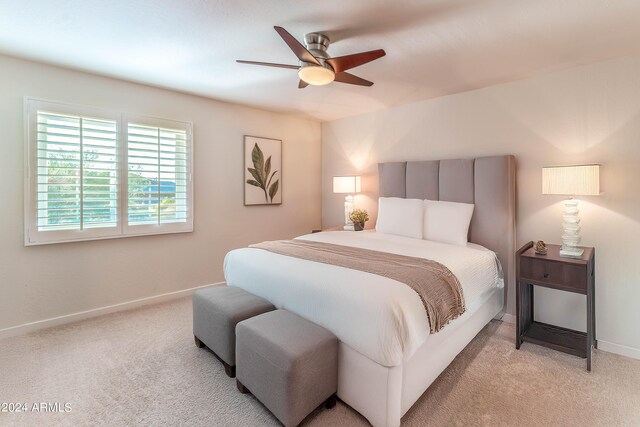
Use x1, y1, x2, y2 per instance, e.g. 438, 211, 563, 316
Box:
25, 99, 193, 245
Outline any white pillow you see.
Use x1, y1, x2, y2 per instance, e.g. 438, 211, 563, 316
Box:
376, 197, 424, 239
423, 200, 474, 246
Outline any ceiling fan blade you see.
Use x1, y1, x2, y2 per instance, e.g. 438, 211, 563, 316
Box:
333, 72, 374, 87
326, 49, 386, 73
274, 26, 321, 66
236, 60, 299, 70
298, 80, 309, 89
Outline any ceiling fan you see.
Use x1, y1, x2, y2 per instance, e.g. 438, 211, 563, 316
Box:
237, 26, 386, 88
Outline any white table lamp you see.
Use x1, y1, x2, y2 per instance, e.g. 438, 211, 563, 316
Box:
333, 176, 362, 231
542, 164, 600, 258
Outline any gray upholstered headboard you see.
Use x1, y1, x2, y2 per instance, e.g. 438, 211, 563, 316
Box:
378, 155, 516, 313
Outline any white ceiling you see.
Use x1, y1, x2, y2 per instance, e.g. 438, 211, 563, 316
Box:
2, 0, 640, 122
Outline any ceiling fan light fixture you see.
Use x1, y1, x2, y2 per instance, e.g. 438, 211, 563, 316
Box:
298, 64, 335, 86
237, 27, 385, 88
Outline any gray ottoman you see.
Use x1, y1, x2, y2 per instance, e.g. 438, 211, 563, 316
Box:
193, 285, 274, 377
236, 310, 338, 427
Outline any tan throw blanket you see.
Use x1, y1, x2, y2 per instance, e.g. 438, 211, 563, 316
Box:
249, 239, 465, 333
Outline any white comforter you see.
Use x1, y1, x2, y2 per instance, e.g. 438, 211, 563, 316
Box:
223, 231, 501, 367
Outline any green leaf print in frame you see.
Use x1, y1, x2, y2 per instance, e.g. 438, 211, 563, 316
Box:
244, 136, 282, 205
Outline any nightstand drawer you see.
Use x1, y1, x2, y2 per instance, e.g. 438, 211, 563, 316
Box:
519, 257, 587, 293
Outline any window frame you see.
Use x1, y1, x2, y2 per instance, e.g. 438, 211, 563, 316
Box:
24, 98, 194, 246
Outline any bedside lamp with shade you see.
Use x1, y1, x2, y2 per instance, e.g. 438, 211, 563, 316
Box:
542, 164, 600, 258
333, 175, 361, 230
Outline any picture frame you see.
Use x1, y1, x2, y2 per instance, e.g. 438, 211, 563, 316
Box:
244, 135, 282, 206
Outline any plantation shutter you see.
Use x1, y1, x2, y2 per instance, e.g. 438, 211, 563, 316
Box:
126, 119, 191, 232
34, 110, 118, 236
26, 99, 193, 245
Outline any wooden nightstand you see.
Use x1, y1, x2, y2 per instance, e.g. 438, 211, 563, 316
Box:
312, 225, 373, 233
516, 241, 596, 371
321, 225, 345, 232
311, 226, 343, 233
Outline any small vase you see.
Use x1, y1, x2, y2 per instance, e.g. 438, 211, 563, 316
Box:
354, 222, 364, 231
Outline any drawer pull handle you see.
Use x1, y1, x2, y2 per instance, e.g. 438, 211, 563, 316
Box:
543, 273, 549, 278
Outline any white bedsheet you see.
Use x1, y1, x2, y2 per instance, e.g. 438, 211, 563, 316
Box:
223, 231, 501, 367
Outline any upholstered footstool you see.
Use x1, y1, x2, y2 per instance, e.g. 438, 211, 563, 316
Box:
193, 285, 274, 377
236, 310, 338, 427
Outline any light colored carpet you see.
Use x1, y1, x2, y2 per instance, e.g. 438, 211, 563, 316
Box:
1, 297, 639, 427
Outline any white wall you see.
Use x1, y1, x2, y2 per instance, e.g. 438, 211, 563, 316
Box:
322, 54, 640, 356
0, 55, 321, 332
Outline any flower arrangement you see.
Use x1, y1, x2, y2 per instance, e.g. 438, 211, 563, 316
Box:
349, 209, 369, 231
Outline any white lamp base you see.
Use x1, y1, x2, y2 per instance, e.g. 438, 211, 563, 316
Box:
559, 198, 584, 258
343, 194, 354, 231
560, 248, 584, 258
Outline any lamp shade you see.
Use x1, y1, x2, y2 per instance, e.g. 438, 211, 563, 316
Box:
542, 164, 600, 196
333, 176, 362, 194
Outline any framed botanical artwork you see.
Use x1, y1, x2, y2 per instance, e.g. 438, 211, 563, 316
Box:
244, 136, 282, 206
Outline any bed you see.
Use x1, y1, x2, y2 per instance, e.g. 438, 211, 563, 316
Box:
224, 155, 516, 427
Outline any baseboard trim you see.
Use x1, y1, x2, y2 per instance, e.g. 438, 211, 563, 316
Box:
0, 282, 225, 340
597, 340, 640, 361
5, 288, 639, 361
